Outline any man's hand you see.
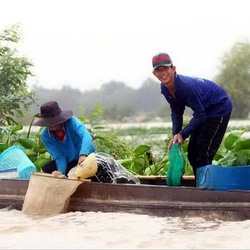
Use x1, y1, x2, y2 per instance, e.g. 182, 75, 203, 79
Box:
167, 134, 183, 151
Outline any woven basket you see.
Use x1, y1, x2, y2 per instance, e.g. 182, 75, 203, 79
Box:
0, 146, 36, 180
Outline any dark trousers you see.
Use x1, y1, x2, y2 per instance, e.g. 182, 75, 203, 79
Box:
187, 113, 231, 178
42, 160, 78, 176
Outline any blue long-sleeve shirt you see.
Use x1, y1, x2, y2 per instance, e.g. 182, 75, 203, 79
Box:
161, 74, 233, 140
40, 116, 96, 174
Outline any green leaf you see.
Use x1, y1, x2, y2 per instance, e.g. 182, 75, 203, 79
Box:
214, 151, 237, 166
34, 155, 51, 172
25, 148, 37, 158
224, 130, 244, 150
18, 138, 38, 149
9, 124, 23, 134
236, 150, 250, 165
117, 158, 133, 167
133, 145, 151, 156
144, 165, 157, 175
0, 142, 9, 152
134, 157, 146, 166
5, 115, 19, 125
234, 139, 250, 152
34, 147, 47, 154
131, 162, 143, 174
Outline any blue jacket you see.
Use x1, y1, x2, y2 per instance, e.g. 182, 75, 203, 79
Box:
161, 74, 233, 140
41, 117, 96, 174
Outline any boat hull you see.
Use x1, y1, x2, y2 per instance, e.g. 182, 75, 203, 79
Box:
1, 177, 250, 220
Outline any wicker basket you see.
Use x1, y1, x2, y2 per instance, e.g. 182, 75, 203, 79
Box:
0, 146, 36, 180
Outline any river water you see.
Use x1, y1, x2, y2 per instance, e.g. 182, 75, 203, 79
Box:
0, 207, 249, 249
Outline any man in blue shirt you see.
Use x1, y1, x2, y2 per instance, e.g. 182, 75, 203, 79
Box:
152, 53, 233, 178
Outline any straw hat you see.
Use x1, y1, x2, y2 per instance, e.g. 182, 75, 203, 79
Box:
74, 153, 98, 179
33, 101, 73, 127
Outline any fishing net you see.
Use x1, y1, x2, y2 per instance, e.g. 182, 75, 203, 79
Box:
22, 172, 85, 216
89, 152, 140, 184
167, 142, 185, 186
91, 153, 140, 184
69, 152, 140, 184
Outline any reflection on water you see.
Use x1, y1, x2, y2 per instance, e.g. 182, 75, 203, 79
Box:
0, 207, 249, 249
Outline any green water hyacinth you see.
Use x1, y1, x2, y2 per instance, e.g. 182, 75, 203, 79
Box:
214, 130, 250, 166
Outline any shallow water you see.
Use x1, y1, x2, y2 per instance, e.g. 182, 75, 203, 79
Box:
0, 207, 249, 249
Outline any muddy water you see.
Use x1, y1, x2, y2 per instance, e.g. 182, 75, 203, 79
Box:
0, 207, 249, 249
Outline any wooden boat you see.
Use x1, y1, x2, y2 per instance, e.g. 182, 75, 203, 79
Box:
1, 174, 250, 220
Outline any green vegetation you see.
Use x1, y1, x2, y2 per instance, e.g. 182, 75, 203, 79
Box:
0, 24, 35, 124
0, 110, 185, 176
1, 106, 250, 178
214, 129, 250, 166
215, 41, 250, 118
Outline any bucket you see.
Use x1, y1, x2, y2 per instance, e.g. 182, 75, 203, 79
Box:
0, 146, 37, 180
196, 165, 250, 191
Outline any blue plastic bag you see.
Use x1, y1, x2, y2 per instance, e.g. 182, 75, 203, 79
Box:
167, 142, 185, 186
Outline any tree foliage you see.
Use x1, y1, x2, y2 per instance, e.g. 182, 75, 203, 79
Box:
0, 24, 35, 124
214, 41, 250, 118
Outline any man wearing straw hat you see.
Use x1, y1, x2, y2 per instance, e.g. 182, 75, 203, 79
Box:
33, 101, 96, 177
